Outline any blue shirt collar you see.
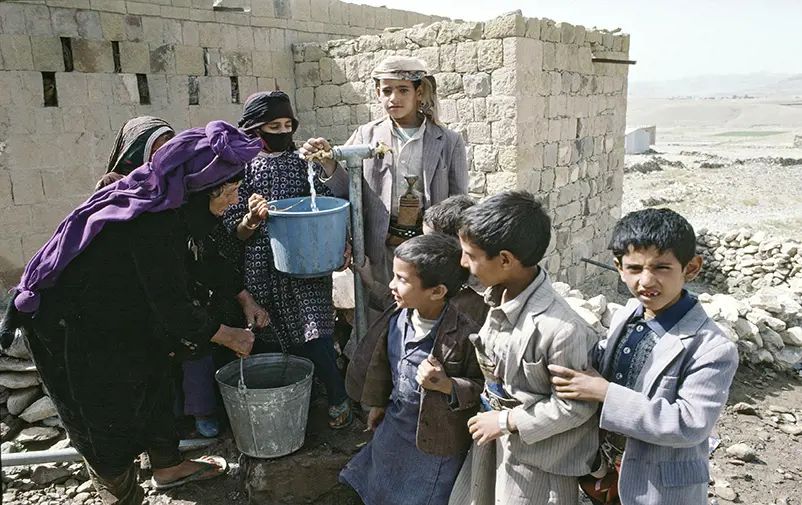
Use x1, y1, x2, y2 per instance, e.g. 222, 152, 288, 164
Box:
633, 290, 697, 337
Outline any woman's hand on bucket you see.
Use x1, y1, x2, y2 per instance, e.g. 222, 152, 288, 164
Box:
336, 242, 352, 272
246, 194, 269, 224
236, 290, 270, 329
211, 325, 255, 357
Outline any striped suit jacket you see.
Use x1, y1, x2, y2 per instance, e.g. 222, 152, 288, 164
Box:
323, 116, 468, 263
599, 299, 739, 505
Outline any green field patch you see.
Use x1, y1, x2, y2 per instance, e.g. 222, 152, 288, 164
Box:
714, 131, 786, 137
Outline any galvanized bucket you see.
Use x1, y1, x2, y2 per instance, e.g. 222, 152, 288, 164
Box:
215, 353, 314, 459
266, 196, 350, 278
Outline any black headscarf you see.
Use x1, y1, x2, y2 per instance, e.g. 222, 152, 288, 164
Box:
238, 91, 299, 133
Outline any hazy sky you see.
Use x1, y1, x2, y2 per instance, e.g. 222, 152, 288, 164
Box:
348, 0, 802, 82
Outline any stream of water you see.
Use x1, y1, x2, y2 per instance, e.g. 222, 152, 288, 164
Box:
306, 160, 319, 212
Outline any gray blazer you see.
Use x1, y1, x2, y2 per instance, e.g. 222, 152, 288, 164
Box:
492, 272, 600, 476
599, 299, 739, 505
324, 116, 468, 262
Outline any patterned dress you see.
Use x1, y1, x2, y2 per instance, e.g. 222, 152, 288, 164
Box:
224, 150, 335, 349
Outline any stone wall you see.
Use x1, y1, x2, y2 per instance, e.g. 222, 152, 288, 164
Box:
292, 11, 630, 286
0, 0, 444, 289
697, 229, 802, 296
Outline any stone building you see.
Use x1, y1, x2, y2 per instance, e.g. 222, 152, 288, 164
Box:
0, 0, 630, 290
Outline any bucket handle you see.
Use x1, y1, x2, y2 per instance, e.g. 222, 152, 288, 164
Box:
238, 326, 254, 395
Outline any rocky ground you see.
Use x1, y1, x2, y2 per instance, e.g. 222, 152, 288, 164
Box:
622, 149, 802, 239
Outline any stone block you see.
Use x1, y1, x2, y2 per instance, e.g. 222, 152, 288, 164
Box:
525, 17, 541, 39
435, 72, 462, 97
76, 10, 104, 40
217, 51, 252, 76
163, 19, 183, 45
295, 62, 321, 87
149, 44, 175, 73
486, 171, 517, 195
272, 50, 294, 79
473, 145, 497, 173
462, 73, 490, 98
491, 67, 516, 96
468, 171, 486, 194
24, 5, 53, 36
71, 39, 114, 73
0, 3, 26, 35
315, 84, 341, 107
491, 119, 516, 146
293, 0, 312, 21
86, 73, 115, 106
175, 45, 205, 75
330, 105, 349, 125
118, 41, 150, 73
91, 0, 127, 13
484, 11, 525, 39
198, 22, 222, 48
454, 42, 478, 73
126, 1, 161, 16
0, 35, 34, 71
99, 13, 125, 40
345, 2, 363, 27
486, 96, 516, 121
142, 17, 165, 44
49, 9, 79, 38
440, 99, 458, 123
319, 57, 333, 82
10, 171, 45, 205
439, 44, 456, 72
340, 81, 366, 104
252, 51, 273, 77
30, 37, 64, 72
124, 15, 144, 42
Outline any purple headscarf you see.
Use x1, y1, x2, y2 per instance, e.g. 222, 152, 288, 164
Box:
14, 121, 262, 313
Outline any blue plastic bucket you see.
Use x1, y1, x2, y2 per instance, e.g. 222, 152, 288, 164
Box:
266, 196, 350, 277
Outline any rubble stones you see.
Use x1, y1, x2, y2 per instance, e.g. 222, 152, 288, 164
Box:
16, 426, 60, 444
725, 443, 757, 462
7, 387, 41, 415
20, 396, 57, 424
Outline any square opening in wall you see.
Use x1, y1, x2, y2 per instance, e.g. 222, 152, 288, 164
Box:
42, 72, 58, 107
60, 38, 73, 72
112, 41, 122, 73
136, 74, 150, 105
230, 76, 240, 104
188, 76, 200, 106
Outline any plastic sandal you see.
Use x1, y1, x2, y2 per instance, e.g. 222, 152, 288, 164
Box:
328, 399, 353, 429
150, 456, 228, 491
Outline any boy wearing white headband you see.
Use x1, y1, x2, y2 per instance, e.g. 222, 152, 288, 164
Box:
301, 56, 469, 291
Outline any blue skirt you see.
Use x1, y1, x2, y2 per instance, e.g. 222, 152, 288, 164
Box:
340, 409, 466, 505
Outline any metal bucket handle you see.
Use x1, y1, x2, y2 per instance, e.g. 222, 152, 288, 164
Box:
237, 327, 293, 396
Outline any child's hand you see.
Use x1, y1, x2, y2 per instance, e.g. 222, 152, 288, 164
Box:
549, 364, 609, 403
365, 406, 387, 432
416, 355, 453, 395
468, 411, 503, 446
352, 256, 375, 290
336, 242, 352, 272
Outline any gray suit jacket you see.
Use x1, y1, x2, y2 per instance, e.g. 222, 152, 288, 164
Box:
489, 272, 600, 476
324, 116, 468, 262
599, 299, 739, 505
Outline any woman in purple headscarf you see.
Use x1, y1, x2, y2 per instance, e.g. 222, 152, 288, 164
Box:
3, 121, 262, 505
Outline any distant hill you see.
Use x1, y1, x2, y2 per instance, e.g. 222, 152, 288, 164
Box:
629, 73, 802, 99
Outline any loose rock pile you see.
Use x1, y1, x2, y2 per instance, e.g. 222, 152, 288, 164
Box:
0, 330, 102, 504
552, 282, 802, 369
697, 229, 802, 295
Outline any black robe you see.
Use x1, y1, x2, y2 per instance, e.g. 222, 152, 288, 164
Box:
21, 201, 241, 476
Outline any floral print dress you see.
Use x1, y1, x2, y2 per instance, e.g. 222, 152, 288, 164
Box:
224, 150, 335, 349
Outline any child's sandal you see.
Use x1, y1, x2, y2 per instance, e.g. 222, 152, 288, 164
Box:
328, 399, 353, 429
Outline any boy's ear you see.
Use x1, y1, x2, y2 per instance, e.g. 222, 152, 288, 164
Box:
430, 284, 447, 301
684, 255, 703, 281
498, 250, 516, 268
613, 257, 625, 281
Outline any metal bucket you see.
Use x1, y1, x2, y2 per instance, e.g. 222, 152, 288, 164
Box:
267, 196, 350, 278
215, 353, 314, 459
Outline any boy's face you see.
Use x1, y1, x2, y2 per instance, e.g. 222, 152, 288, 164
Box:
615, 246, 702, 317
459, 235, 507, 287
376, 79, 421, 121
389, 257, 445, 309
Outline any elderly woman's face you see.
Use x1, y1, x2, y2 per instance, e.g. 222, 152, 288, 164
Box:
209, 181, 241, 216
148, 132, 175, 161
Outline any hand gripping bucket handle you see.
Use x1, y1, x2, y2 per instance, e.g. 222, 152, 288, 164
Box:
237, 326, 292, 395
